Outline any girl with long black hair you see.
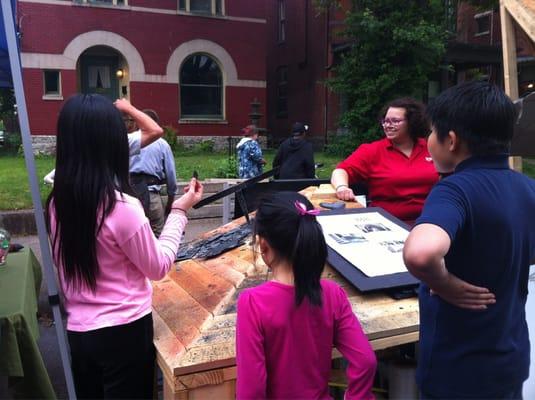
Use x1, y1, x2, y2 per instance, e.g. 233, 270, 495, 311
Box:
46, 94, 203, 399
236, 192, 377, 399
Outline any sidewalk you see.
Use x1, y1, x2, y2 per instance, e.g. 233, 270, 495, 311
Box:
11, 217, 223, 399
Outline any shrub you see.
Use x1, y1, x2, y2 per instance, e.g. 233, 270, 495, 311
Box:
215, 156, 238, 178
163, 125, 178, 150
325, 128, 380, 158
197, 139, 215, 153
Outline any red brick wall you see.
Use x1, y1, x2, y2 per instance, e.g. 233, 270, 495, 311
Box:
23, 69, 77, 135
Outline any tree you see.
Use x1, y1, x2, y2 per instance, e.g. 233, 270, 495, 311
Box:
323, 0, 448, 156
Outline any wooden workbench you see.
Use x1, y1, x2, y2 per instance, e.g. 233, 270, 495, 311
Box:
152, 187, 419, 399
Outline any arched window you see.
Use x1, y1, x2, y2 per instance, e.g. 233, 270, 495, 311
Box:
180, 54, 223, 119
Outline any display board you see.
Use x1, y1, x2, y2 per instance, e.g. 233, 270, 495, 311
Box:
317, 208, 419, 292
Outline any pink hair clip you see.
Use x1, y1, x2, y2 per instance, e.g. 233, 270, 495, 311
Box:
294, 201, 320, 217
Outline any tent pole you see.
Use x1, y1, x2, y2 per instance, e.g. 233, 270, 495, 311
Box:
1, 1, 77, 398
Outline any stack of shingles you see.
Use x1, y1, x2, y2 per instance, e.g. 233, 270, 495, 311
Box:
152, 218, 268, 377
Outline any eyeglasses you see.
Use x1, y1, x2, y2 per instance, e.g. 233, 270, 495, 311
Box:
381, 118, 406, 126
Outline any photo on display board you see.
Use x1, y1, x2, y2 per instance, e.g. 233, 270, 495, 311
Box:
356, 223, 391, 233
328, 233, 367, 245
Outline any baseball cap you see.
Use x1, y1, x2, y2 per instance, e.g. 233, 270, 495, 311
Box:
241, 125, 256, 136
292, 122, 309, 135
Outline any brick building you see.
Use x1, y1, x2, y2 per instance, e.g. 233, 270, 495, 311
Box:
18, 0, 267, 150
265, 0, 350, 147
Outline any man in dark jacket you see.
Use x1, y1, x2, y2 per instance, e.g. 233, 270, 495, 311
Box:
273, 122, 315, 179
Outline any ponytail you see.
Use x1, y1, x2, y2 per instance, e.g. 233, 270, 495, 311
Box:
254, 191, 327, 307
292, 215, 327, 306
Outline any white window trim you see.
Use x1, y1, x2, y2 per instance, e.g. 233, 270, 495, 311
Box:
76, 0, 128, 6
179, 53, 225, 121
180, 0, 225, 16
474, 10, 492, 37
42, 70, 63, 100
278, 0, 286, 43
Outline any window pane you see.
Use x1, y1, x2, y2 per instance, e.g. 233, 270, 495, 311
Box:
44, 70, 59, 94
181, 86, 222, 117
215, 0, 222, 15
180, 53, 223, 118
190, 0, 211, 13
277, 97, 287, 115
179, 0, 186, 10
181, 54, 221, 85
476, 15, 490, 34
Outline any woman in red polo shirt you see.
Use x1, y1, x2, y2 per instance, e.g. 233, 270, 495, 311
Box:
331, 98, 438, 225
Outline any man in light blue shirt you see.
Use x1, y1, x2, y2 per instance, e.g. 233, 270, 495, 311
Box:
129, 110, 177, 237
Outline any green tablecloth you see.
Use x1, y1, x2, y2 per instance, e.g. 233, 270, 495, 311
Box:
0, 248, 56, 399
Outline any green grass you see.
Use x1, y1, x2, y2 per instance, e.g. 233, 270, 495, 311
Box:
1, 151, 532, 211
0, 154, 55, 210
0, 150, 341, 210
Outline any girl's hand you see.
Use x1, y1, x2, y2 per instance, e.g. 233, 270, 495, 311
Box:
172, 178, 203, 211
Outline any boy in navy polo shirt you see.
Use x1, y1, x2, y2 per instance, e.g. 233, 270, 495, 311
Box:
404, 81, 535, 399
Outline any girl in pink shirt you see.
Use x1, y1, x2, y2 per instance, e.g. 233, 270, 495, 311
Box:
46, 94, 203, 399
236, 192, 377, 399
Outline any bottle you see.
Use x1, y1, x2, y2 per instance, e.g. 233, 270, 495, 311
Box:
0, 228, 11, 266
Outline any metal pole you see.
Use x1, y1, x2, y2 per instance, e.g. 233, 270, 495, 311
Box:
222, 182, 230, 224
1, 1, 77, 398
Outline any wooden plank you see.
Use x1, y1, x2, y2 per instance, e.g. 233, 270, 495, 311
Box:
173, 341, 237, 376
500, 2, 520, 100
310, 183, 337, 200
503, 0, 535, 42
509, 155, 523, 172
153, 311, 186, 378
152, 277, 211, 348
201, 252, 256, 276
197, 258, 246, 288
178, 366, 236, 390
331, 330, 419, 357
171, 260, 235, 315
181, 380, 236, 400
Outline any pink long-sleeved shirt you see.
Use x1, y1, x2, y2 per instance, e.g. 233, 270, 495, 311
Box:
236, 279, 377, 399
50, 192, 187, 332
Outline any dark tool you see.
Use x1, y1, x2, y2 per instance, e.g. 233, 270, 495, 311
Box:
192, 170, 198, 179
319, 201, 346, 210
176, 222, 253, 261
193, 168, 279, 224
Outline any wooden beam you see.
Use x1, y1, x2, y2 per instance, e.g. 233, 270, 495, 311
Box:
500, 1, 520, 100
503, 0, 535, 42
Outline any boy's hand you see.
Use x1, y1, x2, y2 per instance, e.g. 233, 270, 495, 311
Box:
404, 223, 495, 310
429, 273, 496, 311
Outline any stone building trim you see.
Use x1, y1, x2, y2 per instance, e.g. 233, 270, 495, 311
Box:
21, 34, 265, 88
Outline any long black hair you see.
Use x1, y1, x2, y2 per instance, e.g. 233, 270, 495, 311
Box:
46, 94, 132, 292
254, 192, 327, 306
